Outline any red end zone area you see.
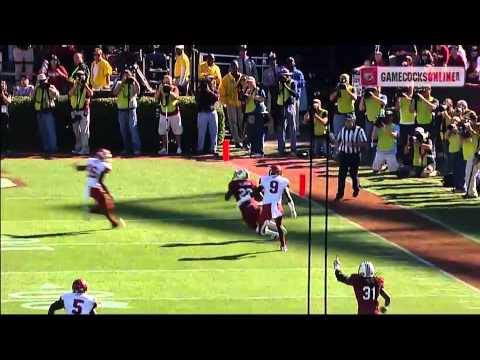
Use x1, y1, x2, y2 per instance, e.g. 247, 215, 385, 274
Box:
229, 156, 480, 290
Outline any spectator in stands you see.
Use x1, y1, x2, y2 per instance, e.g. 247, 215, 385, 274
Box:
69, 52, 90, 86
303, 99, 329, 157
359, 86, 387, 164
395, 87, 415, 165
276, 68, 298, 155
373, 51, 387, 66
329, 73, 357, 142
198, 53, 222, 90
466, 46, 480, 84
262, 52, 281, 114
112, 69, 142, 155
13, 45, 34, 81
1, 80, 12, 155
447, 45, 466, 68
243, 76, 266, 157
32, 73, 60, 159
156, 75, 183, 155
45, 54, 69, 95
417, 50, 434, 66
13, 74, 34, 97
409, 86, 439, 143
286, 56, 305, 137
371, 112, 399, 174
69, 70, 93, 155
431, 45, 449, 66
219, 60, 244, 148
174, 45, 190, 96
196, 76, 219, 156
237, 45, 258, 81
445, 116, 466, 193
90, 47, 113, 90
389, 45, 417, 66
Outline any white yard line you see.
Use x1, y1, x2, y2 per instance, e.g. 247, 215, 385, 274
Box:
1, 218, 239, 223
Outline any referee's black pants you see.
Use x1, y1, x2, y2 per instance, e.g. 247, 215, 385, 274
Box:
337, 152, 360, 197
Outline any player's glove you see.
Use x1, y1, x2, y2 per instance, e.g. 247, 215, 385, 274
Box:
333, 256, 341, 271
380, 306, 388, 314
288, 202, 297, 219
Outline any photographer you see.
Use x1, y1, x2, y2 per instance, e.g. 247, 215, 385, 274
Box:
359, 86, 387, 165
195, 76, 220, 156
1, 80, 12, 155
112, 69, 142, 155
437, 98, 455, 175
276, 68, 298, 155
303, 98, 329, 158
395, 87, 415, 165
409, 86, 439, 142
156, 75, 182, 155
32, 73, 60, 159
405, 127, 436, 178
68, 70, 93, 155
461, 119, 480, 199
198, 54, 222, 91
243, 76, 267, 157
371, 111, 399, 174
329, 74, 357, 142
445, 117, 466, 193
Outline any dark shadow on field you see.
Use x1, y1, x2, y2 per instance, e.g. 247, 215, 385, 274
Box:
161, 239, 266, 248
1, 229, 108, 239
178, 250, 279, 261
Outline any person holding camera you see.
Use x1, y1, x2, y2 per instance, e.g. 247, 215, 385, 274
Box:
371, 112, 399, 174
69, 52, 90, 86
461, 119, 480, 199
195, 77, 220, 156
32, 73, 60, 159
445, 117, 466, 192
409, 86, 439, 142
395, 87, 415, 165
329, 74, 357, 142
405, 127, 436, 178
334, 114, 368, 201
276, 67, 298, 155
303, 99, 329, 158
1, 80, 12, 156
198, 53, 222, 90
69, 70, 93, 155
156, 75, 182, 155
436, 98, 455, 175
243, 76, 267, 157
359, 86, 387, 165
112, 69, 142, 155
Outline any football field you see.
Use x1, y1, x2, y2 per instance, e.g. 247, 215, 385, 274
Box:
1, 158, 480, 314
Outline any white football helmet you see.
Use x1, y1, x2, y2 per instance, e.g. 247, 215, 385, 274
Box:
358, 261, 375, 278
232, 168, 249, 181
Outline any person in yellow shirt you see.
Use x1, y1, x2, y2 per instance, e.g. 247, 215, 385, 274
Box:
445, 117, 466, 192
90, 48, 113, 90
461, 120, 480, 199
218, 60, 244, 147
174, 45, 190, 96
303, 99, 329, 157
198, 53, 222, 90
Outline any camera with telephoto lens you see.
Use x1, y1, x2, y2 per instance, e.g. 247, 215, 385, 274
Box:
413, 87, 425, 100
363, 87, 375, 99
412, 130, 425, 143
163, 84, 171, 93
374, 115, 387, 128
459, 122, 472, 139
447, 123, 457, 132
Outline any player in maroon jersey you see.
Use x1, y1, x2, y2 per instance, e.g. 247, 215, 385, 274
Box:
225, 168, 279, 240
333, 256, 391, 315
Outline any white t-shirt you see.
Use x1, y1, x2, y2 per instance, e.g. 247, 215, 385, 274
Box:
86, 158, 112, 188
61, 292, 97, 315
259, 175, 290, 205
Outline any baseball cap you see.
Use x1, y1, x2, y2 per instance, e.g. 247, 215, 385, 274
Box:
37, 73, 47, 81
175, 45, 184, 50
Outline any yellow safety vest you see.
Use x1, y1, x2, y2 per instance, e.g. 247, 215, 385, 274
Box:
377, 124, 396, 151
33, 86, 55, 112
277, 80, 294, 106
117, 83, 135, 110
337, 85, 355, 114
69, 86, 87, 111
245, 88, 257, 114
416, 96, 435, 125
159, 91, 179, 114
413, 143, 428, 167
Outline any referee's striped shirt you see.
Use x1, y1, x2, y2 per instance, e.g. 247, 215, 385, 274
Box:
337, 126, 368, 154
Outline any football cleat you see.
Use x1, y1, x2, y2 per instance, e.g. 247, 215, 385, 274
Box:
72, 278, 88, 293
358, 261, 375, 278
269, 165, 282, 176
232, 168, 249, 181
280, 246, 288, 253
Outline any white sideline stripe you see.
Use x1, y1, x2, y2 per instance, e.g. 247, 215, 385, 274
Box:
2, 294, 479, 303
1, 218, 240, 223
243, 166, 480, 295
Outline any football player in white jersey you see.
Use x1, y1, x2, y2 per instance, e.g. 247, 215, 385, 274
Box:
75, 148, 124, 228
48, 279, 98, 315
257, 165, 297, 252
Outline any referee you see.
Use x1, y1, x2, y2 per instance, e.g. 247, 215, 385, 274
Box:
335, 114, 368, 200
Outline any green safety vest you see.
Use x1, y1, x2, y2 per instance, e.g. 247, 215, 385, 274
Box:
159, 92, 179, 114
245, 88, 257, 114
377, 124, 396, 151
448, 134, 461, 153
399, 97, 415, 125
462, 134, 479, 160
69, 86, 87, 111
33, 87, 55, 112
313, 109, 328, 136
337, 85, 355, 114
416, 96, 434, 125
117, 83, 136, 110
277, 81, 294, 106
413, 143, 428, 167
365, 96, 383, 123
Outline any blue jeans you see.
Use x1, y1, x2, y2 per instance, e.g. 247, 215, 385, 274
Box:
277, 105, 296, 154
197, 111, 218, 153
363, 120, 376, 165
449, 151, 466, 190
248, 113, 265, 155
36, 111, 57, 154
118, 109, 141, 153
314, 136, 327, 156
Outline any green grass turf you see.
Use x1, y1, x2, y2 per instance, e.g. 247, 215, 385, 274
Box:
1, 158, 479, 314
357, 167, 480, 242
